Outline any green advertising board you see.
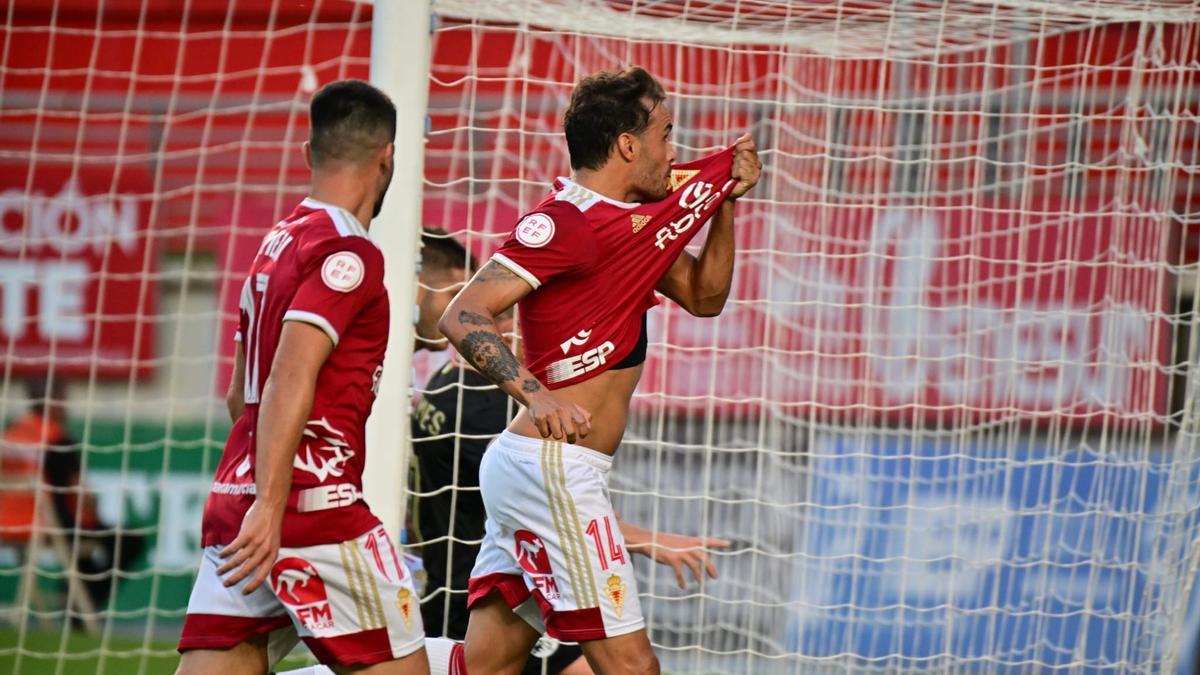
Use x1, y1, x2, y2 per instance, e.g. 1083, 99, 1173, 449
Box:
0, 416, 231, 633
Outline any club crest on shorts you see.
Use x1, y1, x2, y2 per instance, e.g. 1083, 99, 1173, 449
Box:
396, 587, 413, 631
605, 574, 627, 618
515, 529, 560, 599
515, 213, 555, 248
271, 557, 334, 630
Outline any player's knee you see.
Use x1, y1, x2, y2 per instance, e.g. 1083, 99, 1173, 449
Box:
603, 646, 659, 675
629, 650, 661, 675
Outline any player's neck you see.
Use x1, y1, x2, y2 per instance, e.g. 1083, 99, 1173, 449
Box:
308, 172, 374, 230
571, 169, 641, 205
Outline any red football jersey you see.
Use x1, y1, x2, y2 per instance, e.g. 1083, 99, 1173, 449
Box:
202, 197, 389, 548
491, 148, 735, 389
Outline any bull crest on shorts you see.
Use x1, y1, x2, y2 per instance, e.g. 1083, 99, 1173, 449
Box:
605, 574, 626, 618
396, 587, 413, 631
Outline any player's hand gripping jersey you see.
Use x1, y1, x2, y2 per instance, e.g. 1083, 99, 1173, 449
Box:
491, 147, 735, 387
202, 198, 389, 548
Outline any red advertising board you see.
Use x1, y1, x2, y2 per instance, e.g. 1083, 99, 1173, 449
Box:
0, 168, 155, 378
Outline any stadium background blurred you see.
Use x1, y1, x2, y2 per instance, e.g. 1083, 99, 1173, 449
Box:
0, 0, 1198, 673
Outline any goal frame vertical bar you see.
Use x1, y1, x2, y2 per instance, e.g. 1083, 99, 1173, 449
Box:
364, 0, 431, 542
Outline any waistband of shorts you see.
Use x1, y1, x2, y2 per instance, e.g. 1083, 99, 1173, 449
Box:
491, 429, 613, 474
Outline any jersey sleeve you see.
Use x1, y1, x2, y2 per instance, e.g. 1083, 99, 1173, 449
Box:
284, 237, 385, 347
490, 203, 591, 289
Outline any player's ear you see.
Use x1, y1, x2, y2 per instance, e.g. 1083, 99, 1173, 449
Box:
380, 142, 395, 174
302, 141, 314, 170
617, 132, 638, 163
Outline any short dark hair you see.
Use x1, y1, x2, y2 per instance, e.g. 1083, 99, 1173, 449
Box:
421, 227, 476, 275
309, 79, 396, 166
563, 66, 666, 171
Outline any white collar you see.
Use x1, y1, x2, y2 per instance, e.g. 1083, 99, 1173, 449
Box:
301, 196, 367, 231
556, 177, 641, 208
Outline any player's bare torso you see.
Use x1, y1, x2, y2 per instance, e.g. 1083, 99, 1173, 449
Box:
509, 362, 643, 454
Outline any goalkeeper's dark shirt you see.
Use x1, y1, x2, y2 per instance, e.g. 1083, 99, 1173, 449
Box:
411, 360, 510, 639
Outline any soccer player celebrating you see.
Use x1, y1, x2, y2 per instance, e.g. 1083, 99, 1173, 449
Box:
439, 67, 761, 674
175, 80, 430, 675
409, 233, 729, 675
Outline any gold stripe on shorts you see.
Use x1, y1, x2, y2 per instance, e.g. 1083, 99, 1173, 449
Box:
339, 541, 369, 630
349, 539, 387, 629
541, 440, 584, 605
552, 440, 600, 608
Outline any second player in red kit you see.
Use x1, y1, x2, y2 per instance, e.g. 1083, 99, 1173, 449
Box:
176, 80, 431, 675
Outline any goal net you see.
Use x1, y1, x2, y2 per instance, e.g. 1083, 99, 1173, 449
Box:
0, 0, 1197, 674
420, 1, 1200, 673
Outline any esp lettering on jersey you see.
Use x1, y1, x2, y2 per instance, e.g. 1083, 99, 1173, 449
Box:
492, 147, 736, 389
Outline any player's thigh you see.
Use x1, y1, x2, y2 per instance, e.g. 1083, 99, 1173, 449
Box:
275, 527, 425, 669
175, 632, 269, 675
328, 646, 430, 675
578, 630, 658, 675
463, 590, 542, 675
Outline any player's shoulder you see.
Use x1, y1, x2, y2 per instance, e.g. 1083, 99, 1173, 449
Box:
292, 200, 381, 258
512, 178, 628, 248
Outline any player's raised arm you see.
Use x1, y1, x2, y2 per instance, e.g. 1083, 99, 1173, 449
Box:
656, 133, 761, 317
439, 261, 592, 443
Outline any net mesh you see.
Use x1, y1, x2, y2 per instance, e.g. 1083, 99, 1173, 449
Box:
0, 1, 369, 671
0, 0, 1198, 673
419, 1, 1200, 672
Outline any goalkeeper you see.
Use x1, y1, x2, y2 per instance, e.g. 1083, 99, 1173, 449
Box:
439, 66, 760, 674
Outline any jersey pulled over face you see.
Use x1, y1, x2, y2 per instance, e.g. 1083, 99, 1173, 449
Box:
491, 148, 735, 389
202, 197, 389, 548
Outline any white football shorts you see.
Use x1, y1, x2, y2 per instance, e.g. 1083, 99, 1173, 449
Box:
468, 430, 644, 641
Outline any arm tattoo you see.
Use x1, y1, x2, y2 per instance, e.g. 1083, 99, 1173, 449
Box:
474, 261, 517, 283
457, 310, 494, 326
460, 330, 521, 383
521, 378, 541, 394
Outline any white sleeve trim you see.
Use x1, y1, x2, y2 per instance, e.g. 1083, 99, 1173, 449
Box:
283, 310, 340, 347
234, 330, 242, 343
491, 253, 542, 290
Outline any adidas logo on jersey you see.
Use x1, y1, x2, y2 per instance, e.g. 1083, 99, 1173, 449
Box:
630, 214, 651, 233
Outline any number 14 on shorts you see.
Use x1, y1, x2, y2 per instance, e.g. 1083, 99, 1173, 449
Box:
586, 515, 626, 569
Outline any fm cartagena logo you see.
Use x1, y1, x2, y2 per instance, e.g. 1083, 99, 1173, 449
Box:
271, 557, 334, 630
515, 530, 559, 600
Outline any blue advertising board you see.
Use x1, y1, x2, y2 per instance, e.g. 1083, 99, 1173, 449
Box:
786, 433, 1199, 672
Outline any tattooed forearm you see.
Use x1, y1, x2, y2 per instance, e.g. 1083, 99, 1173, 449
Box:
460, 330, 521, 383
458, 310, 494, 326
521, 378, 541, 394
